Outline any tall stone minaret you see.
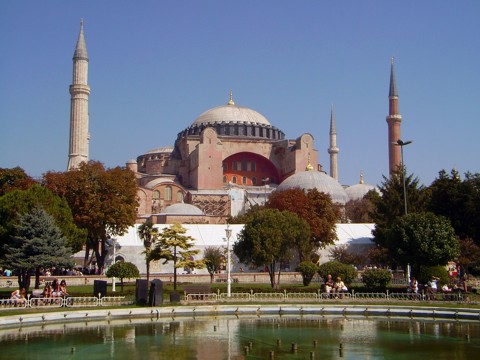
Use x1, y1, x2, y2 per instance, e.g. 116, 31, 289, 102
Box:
328, 104, 339, 181
386, 57, 402, 175
68, 19, 90, 171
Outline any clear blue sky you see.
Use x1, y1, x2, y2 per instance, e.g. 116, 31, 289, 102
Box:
1, 1, 479, 187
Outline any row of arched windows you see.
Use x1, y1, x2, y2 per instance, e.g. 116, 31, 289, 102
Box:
223, 176, 259, 185
152, 187, 184, 202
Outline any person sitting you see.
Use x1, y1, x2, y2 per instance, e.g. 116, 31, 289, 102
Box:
59, 279, 69, 297
324, 274, 334, 296
408, 277, 419, 295
42, 283, 52, 298
10, 288, 26, 305
333, 277, 348, 298
51, 278, 61, 297
426, 276, 439, 300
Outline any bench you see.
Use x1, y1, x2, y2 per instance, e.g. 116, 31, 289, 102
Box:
183, 285, 212, 301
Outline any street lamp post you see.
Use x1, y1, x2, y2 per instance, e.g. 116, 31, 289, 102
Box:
395, 139, 412, 216
111, 238, 117, 292
225, 225, 232, 297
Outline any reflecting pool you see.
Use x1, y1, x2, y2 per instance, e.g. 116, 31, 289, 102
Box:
0, 315, 479, 359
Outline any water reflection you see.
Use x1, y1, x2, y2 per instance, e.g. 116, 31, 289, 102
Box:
0, 316, 478, 359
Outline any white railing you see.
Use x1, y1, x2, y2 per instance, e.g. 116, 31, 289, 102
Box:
0, 296, 127, 310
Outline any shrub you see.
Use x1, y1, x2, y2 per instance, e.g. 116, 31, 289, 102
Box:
362, 268, 392, 289
318, 261, 357, 284
416, 265, 449, 286
296, 261, 319, 286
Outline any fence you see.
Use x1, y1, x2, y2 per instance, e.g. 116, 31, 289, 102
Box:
0, 296, 128, 310
184, 290, 469, 303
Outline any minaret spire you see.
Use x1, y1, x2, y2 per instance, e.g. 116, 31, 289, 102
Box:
328, 104, 339, 181
227, 89, 235, 105
386, 57, 402, 175
68, 19, 91, 170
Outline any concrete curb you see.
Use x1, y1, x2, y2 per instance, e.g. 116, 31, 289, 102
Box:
1, 304, 480, 329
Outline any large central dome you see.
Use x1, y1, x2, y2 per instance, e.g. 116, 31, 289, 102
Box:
192, 92, 271, 126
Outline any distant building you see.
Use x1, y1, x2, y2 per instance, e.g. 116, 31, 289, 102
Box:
67, 23, 399, 224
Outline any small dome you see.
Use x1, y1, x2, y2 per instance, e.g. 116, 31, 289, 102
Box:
345, 183, 378, 201
160, 203, 204, 215
345, 173, 379, 201
276, 170, 348, 205
192, 105, 271, 127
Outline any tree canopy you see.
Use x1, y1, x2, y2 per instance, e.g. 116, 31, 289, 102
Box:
427, 169, 480, 245
0, 184, 86, 254
43, 161, 138, 270
0, 167, 36, 196
1, 207, 74, 292
266, 188, 339, 258
377, 212, 459, 271
233, 208, 310, 288
105, 261, 140, 291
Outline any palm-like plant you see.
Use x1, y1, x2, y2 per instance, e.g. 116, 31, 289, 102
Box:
138, 221, 158, 283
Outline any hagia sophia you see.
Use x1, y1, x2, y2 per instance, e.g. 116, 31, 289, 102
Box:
67, 21, 401, 271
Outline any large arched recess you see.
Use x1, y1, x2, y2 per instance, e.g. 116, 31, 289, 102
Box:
222, 152, 280, 186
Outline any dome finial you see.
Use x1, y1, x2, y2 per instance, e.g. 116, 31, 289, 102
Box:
306, 153, 313, 171
227, 89, 235, 105
359, 171, 365, 184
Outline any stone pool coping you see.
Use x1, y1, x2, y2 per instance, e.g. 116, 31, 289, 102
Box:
1, 304, 480, 328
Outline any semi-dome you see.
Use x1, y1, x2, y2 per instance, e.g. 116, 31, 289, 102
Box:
160, 203, 204, 215
345, 174, 379, 201
276, 170, 348, 205
192, 91, 270, 126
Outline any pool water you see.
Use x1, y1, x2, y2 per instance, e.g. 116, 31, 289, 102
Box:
0, 316, 479, 359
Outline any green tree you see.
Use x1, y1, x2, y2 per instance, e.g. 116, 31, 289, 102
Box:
203, 246, 224, 283
152, 223, 204, 290
371, 169, 427, 264
105, 261, 140, 292
0, 184, 86, 255
1, 207, 74, 292
266, 188, 338, 260
458, 237, 480, 274
296, 261, 319, 286
361, 268, 392, 290
43, 161, 138, 271
379, 212, 460, 272
427, 169, 480, 245
138, 221, 158, 283
233, 208, 310, 288
318, 261, 357, 285
0, 167, 36, 196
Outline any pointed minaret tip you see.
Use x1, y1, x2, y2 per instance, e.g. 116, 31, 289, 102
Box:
389, 57, 398, 97
227, 89, 235, 105
330, 104, 336, 134
74, 19, 88, 60
359, 171, 365, 184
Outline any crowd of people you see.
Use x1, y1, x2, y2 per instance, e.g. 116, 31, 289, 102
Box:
9, 279, 70, 304
407, 274, 469, 299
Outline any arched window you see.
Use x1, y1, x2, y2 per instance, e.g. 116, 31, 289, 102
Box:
165, 186, 172, 201
242, 176, 247, 184
252, 177, 257, 185
223, 175, 227, 184
152, 190, 160, 199
176, 191, 184, 202
232, 176, 237, 184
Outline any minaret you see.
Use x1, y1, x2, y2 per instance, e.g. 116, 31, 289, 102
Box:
386, 57, 402, 175
328, 104, 339, 181
68, 19, 90, 170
